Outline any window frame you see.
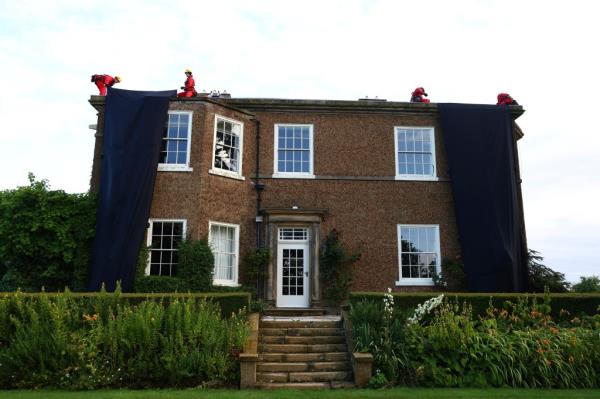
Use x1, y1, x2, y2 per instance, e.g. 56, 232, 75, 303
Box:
208, 220, 241, 287
158, 111, 193, 172
145, 218, 187, 276
209, 115, 245, 180
273, 123, 315, 179
395, 224, 441, 286
393, 126, 438, 181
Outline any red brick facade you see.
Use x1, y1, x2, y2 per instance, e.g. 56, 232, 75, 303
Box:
89, 96, 524, 301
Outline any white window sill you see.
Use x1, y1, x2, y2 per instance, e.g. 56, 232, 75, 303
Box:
395, 175, 439, 182
213, 280, 240, 287
209, 169, 245, 181
158, 164, 193, 172
395, 280, 435, 287
272, 173, 315, 179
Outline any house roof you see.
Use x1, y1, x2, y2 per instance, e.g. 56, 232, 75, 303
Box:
89, 95, 525, 139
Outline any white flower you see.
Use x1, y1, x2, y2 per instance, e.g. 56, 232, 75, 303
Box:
406, 294, 444, 326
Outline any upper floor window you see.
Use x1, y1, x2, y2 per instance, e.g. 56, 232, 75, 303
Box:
394, 127, 436, 180
209, 221, 240, 286
273, 124, 314, 178
210, 116, 244, 179
146, 219, 186, 277
158, 111, 193, 171
396, 225, 440, 286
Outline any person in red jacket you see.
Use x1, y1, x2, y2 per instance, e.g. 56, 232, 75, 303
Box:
177, 69, 197, 98
496, 92, 519, 106
410, 87, 430, 103
91, 74, 121, 96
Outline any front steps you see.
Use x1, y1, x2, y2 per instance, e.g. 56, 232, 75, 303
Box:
256, 315, 354, 389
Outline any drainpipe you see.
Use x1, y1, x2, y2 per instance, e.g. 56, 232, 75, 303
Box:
252, 117, 265, 248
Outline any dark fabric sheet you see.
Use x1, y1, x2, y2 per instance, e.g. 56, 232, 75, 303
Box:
438, 104, 527, 292
88, 88, 176, 292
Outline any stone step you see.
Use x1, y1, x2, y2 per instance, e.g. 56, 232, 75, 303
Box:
260, 320, 341, 329
257, 371, 352, 383
290, 371, 352, 383
258, 361, 351, 372
263, 308, 327, 317
260, 335, 346, 345
256, 381, 355, 389
261, 327, 344, 336
259, 343, 347, 353
256, 382, 331, 389
259, 352, 349, 363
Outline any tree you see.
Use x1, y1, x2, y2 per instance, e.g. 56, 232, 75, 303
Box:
0, 174, 96, 291
571, 276, 600, 293
527, 249, 570, 293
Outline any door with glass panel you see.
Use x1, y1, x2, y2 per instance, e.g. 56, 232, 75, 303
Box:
277, 228, 310, 308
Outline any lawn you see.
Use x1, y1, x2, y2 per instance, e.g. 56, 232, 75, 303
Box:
2, 389, 600, 399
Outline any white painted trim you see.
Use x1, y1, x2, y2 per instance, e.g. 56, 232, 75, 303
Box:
276, 241, 310, 308
395, 224, 441, 286
208, 168, 246, 180
394, 126, 437, 180
208, 220, 240, 286
158, 111, 193, 170
145, 218, 187, 276
212, 114, 244, 179
273, 123, 314, 178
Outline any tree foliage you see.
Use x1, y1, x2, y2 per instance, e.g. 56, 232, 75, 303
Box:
0, 174, 96, 291
572, 276, 600, 293
527, 249, 570, 293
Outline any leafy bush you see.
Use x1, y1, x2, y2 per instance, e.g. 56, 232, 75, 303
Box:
243, 248, 270, 288
572, 276, 600, 293
0, 289, 249, 389
0, 174, 96, 292
432, 257, 467, 291
177, 239, 214, 291
351, 292, 600, 388
320, 229, 360, 305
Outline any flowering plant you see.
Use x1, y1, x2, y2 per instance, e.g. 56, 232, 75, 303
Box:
406, 294, 444, 325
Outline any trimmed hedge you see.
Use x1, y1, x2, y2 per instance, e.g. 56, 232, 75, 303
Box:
0, 291, 251, 318
350, 292, 600, 317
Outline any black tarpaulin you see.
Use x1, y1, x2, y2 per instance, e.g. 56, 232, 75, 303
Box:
438, 104, 527, 292
88, 88, 176, 292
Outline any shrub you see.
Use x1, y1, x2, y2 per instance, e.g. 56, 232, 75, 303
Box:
432, 258, 467, 291
320, 229, 360, 305
0, 289, 249, 389
351, 292, 600, 388
0, 174, 96, 292
243, 248, 270, 288
177, 239, 214, 291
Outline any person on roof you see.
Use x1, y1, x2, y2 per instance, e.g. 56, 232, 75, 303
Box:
91, 74, 121, 96
177, 69, 197, 98
410, 87, 430, 103
496, 93, 519, 106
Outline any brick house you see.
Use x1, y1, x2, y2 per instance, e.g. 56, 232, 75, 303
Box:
88, 94, 526, 307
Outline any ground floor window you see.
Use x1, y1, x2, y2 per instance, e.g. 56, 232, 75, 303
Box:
146, 219, 186, 276
396, 224, 440, 286
209, 221, 240, 286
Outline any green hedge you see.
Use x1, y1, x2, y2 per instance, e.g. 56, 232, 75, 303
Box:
0, 290, 250, 389
0, 291, 251, 318
350, 292, 600, 317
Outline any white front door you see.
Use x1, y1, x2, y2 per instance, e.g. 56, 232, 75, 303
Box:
277, 242, 310, 308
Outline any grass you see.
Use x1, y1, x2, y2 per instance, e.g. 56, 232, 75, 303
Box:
1, 389, 600, 399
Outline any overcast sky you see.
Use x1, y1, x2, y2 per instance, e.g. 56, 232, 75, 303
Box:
0, 0, 598, 283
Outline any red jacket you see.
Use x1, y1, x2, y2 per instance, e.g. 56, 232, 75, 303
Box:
183, 75, 195, 92
93, 74, 117, 87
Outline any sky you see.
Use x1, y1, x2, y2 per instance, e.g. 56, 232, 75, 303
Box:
0, 0, 598, 283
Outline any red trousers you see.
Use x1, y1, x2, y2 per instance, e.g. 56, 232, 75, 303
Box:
95, 80, 108, 96
177, 90, 195, 98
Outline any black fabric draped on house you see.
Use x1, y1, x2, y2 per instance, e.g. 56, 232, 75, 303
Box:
438, 103, 527, 292
88, 88, 176, 291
